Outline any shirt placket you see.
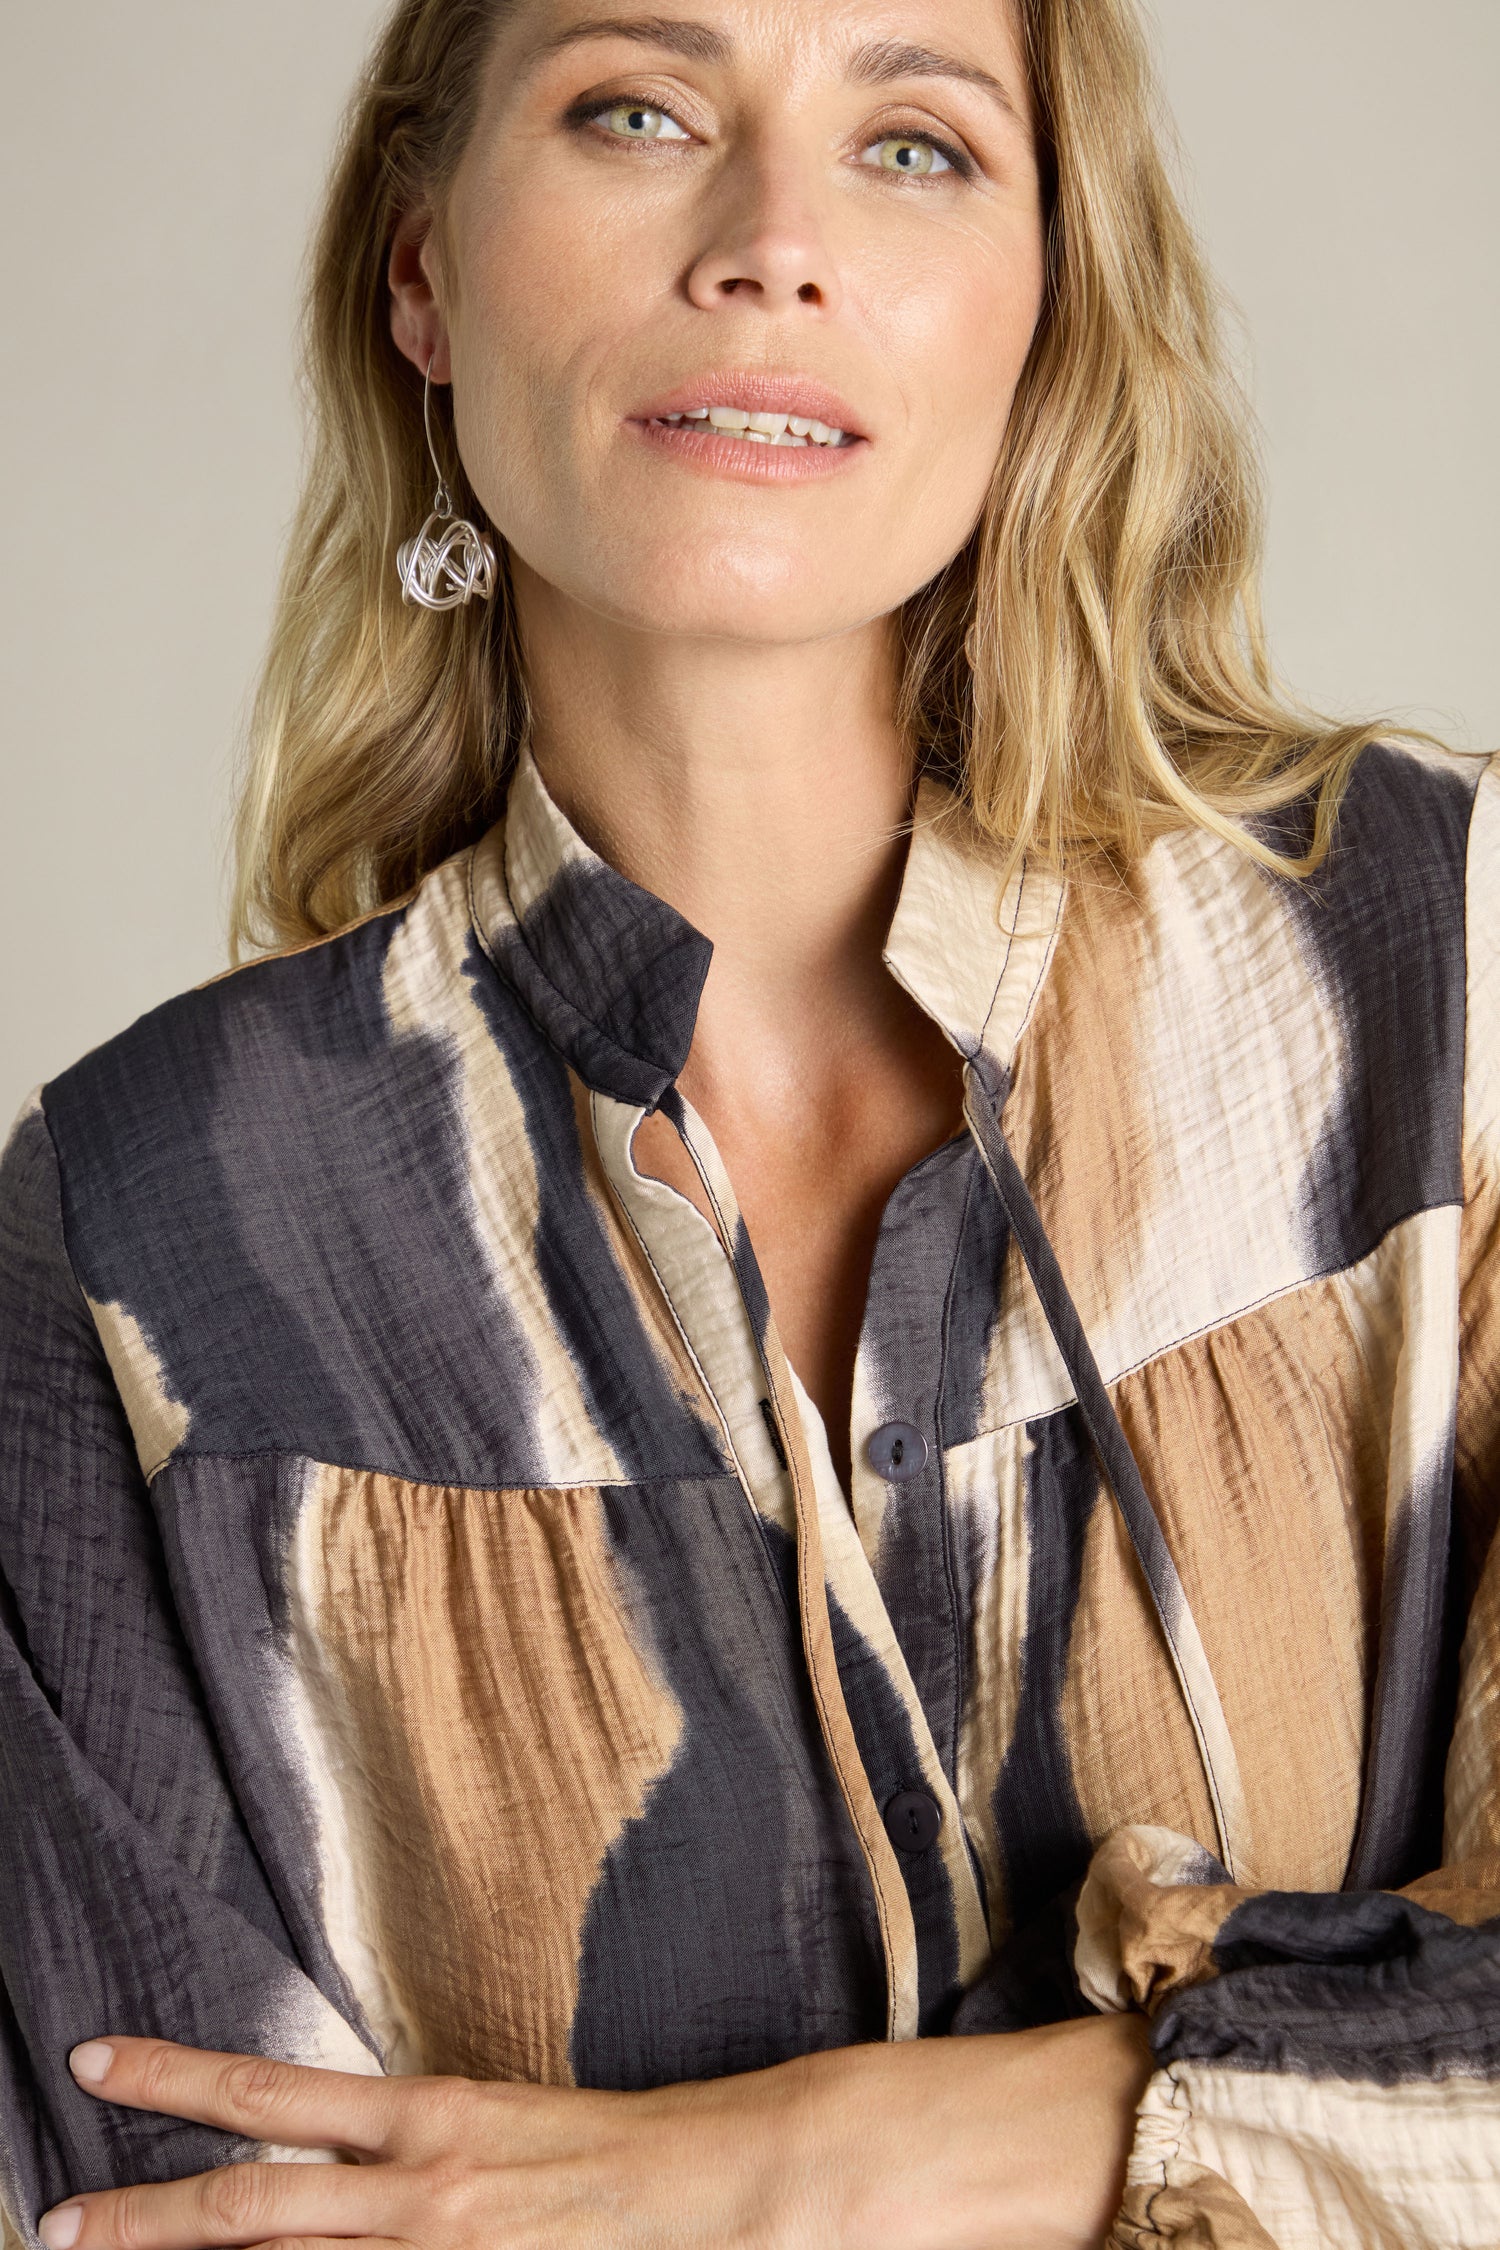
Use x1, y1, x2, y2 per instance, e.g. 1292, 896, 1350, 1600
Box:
848, 1134, 983, 1776
591, 1086, 990, 2037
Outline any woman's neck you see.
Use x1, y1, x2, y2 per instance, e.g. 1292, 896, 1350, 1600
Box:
514, 570, 966, 1478
517, 569, 917, 1040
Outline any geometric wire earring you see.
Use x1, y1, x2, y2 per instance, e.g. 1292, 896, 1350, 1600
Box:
396, 353, 498, 612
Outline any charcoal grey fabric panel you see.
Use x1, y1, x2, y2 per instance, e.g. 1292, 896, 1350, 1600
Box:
148, 1454, 382, 2048
855, 1132, 977, 1780
1261, 745, 1477, 1269
1154, 1890, 1500, 2083
989, 1410, 1097, 1931
569, 1485, 884, 2086
42, 913, 545, 1486
0, 1113, 358, 2240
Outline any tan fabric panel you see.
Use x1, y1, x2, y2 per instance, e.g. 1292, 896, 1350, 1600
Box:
1455, 1163, 1500, 1595
1403, 1855, 1500, 1926
1439, 1512, 1500, 1866
1113, 2164, 1279, 2250
297, 1467, 683, 2084
1106, 1278, 1389, 1890
1075, 1825, 1245, 2016
881, 775, 1063, 1070
999, 857, 1156, 1327
1061, 1477, 1220, 1860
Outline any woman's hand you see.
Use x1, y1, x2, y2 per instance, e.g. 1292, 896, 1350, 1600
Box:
38, 2013, 1151, 2250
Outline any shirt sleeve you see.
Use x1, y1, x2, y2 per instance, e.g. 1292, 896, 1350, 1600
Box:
1078, 1812, 1500, 2250
0, 1098, 378, 2250
1085, 760, 1500, 2250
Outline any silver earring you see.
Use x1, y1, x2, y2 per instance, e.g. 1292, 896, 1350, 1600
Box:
396, 356, 497, 611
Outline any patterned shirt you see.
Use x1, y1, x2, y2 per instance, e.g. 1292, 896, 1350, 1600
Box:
2, 740, 1498, 2249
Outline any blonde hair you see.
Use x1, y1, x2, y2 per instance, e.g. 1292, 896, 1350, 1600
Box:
233, 0, 1389, 953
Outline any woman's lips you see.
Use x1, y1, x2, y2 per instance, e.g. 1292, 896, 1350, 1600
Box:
626, 375, 869, 478
629, 372, 868, 441
627, 415, 867, 478
655, 404, 852, 448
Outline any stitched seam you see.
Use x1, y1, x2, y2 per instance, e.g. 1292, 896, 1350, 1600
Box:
466, 837, 502, 969
935, 1152, 981, 1781
1008, 878, 1067, 1055
976, 861, 1024, 1051
34, 1102, 103, 1334
580, 1088, 739, 1482
196, 891, 417, 989
466, 841, 616, 1079
1139, 2067, 1192, 2247
32, 1101, 169, 1471
146, 1204, 1461, 1488
147, 1446, 744, 1496
977, 862, 1066, 1056
969, 1193, 1467, 1440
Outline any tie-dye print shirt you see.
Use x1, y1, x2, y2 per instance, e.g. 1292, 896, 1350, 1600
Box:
3, 741, 1499, 2250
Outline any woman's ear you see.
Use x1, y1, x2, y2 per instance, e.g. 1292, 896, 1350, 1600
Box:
388, 210, 452, 382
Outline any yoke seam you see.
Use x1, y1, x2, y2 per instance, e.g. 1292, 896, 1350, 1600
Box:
970, 1194, 1466, 1442
147, 1445, 745, 1496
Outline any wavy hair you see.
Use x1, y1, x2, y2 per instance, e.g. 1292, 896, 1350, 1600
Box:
233, 0, 1389, 952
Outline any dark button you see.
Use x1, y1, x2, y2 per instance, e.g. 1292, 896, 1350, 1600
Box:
866, 1421, 929, 1483
885, 1790, 943, 1855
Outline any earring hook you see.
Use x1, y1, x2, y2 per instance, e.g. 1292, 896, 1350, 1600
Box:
422, 353, 454, 522
395, 346, 496, 611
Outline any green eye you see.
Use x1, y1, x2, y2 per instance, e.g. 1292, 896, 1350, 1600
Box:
866, 136, 951, 176
603, 102, 688, 140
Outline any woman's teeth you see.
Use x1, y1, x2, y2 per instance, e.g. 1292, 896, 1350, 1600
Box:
654, 406, 851, 448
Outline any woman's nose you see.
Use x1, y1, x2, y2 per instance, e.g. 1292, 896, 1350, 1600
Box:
684, 148, 841, 315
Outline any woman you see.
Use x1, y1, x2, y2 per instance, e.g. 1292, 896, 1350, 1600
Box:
2, 0, 1496, 2243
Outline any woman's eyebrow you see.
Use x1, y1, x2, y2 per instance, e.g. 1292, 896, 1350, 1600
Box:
846, 38, 1023, 123
528, 14, 733, 67
523, 14, 1024, 126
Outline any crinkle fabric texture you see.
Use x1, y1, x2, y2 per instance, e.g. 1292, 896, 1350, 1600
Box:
2, 741, 1499, 2250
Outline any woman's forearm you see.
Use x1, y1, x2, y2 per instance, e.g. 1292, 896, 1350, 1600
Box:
735, 2013, 1155, 2250
40, 2016, 1155, 2250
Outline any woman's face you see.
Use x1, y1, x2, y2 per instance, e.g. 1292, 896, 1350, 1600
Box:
399, 0, 1047, 645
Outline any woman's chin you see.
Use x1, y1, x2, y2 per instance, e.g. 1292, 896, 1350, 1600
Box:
564, 538, 917, 647
558, 568, 881, 649
632, 597, 869, 646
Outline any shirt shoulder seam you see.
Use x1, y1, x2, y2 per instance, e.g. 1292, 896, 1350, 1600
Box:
196, 888, 422, 990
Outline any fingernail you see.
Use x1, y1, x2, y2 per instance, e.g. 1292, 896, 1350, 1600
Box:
39, 2203, 84, 2250
69, 2043, 114, 2086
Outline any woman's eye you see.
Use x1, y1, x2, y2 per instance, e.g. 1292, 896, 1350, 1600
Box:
861, 135, 954, 178
601, 102, 690, 142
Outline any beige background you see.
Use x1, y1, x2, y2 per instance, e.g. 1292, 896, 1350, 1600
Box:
2, 1, 1496, 1126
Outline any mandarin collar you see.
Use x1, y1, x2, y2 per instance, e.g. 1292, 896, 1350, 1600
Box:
884, 777, 1065, 1078
468, 748, 1064, 1106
